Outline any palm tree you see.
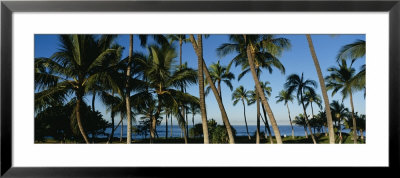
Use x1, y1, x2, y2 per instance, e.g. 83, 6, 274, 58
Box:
285, 73, 318, 144
304, 91, 322, 120
306, 34, 336, 144
293, 114, 308, 138
217, 35, 289, 144
330, 100, 349, 143
337, 39, 366, 98
135, 44, 198, 144
326, 59, 362, 144
189, 34, 235, 143
232, 86, 252, 140
205, 60, 235, 98
167, 35, 190, 136
315, 110, 328, 136
276, 90, 295, 139
35, 35, 119, 143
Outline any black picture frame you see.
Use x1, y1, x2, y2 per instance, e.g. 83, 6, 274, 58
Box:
1, 0, 399, 177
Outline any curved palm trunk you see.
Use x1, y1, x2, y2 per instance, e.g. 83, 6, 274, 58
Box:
177, 110, 188, 143
170, 113, 173, 137
256, 96, 260, 144
261, 104, 273, 144
286, 104, 295, 139
349, 91, 358, 144
125, 34, 133, 144
242, 100, 251, 140
76, 93, 90, 143
218, 81, 222, 99
306, 34, 335, 144
188, 35, 209, 144
107, 112, 115, 143
245, 44, 282, 144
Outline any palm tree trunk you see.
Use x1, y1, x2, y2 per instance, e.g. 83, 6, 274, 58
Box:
76, 92, 90, 143
170, 113, 173, 137
349, 91, 358, 144
306, 34, 335, 144
92, 90, 96, 112
256, 95, 260, 144
261, 104, 273, 144
360, 129, 364, 142
166, 112, 168, 139
185, 109, 189, 140
120, 116, 123, 142
107, 112, 115, 143
338, 119, 342, 144
242, 100, 251, 140
188, 35, 209, 144
245, 42, 282, 144
125, 34, 133, 144
179, 39, 183, 65
310, 102, 315, 119
286, 104, 295, 139
304, 126, 308, 138
177, 110, 188, 144
218, 81, 222, 99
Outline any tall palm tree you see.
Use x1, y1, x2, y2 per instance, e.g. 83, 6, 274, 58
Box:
125, 35, 134, 144
330, 100, 349, 143
135, 44, 198, 144
232, 86, 252, 140
205, 60, 235, 98
337, 39, 366, 98
326, 59, 362, 144
304, 91, 322, 120
167, 35, 190, 135
276, 90, 295, 139
217, 35, 289, 144
285, 73, 318, 144
306, 34, 336, 144
189, 34, 235, 143
35, 35, 119, 143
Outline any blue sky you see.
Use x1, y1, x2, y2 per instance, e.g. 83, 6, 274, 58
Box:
34, 34, 366, 126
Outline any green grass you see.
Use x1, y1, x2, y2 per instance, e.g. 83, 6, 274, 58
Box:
36, 133, 365, 144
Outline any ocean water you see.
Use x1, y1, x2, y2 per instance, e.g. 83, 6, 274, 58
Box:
94, 124, 365, 139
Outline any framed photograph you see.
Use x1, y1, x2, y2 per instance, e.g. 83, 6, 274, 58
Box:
1, 0, 399, 177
